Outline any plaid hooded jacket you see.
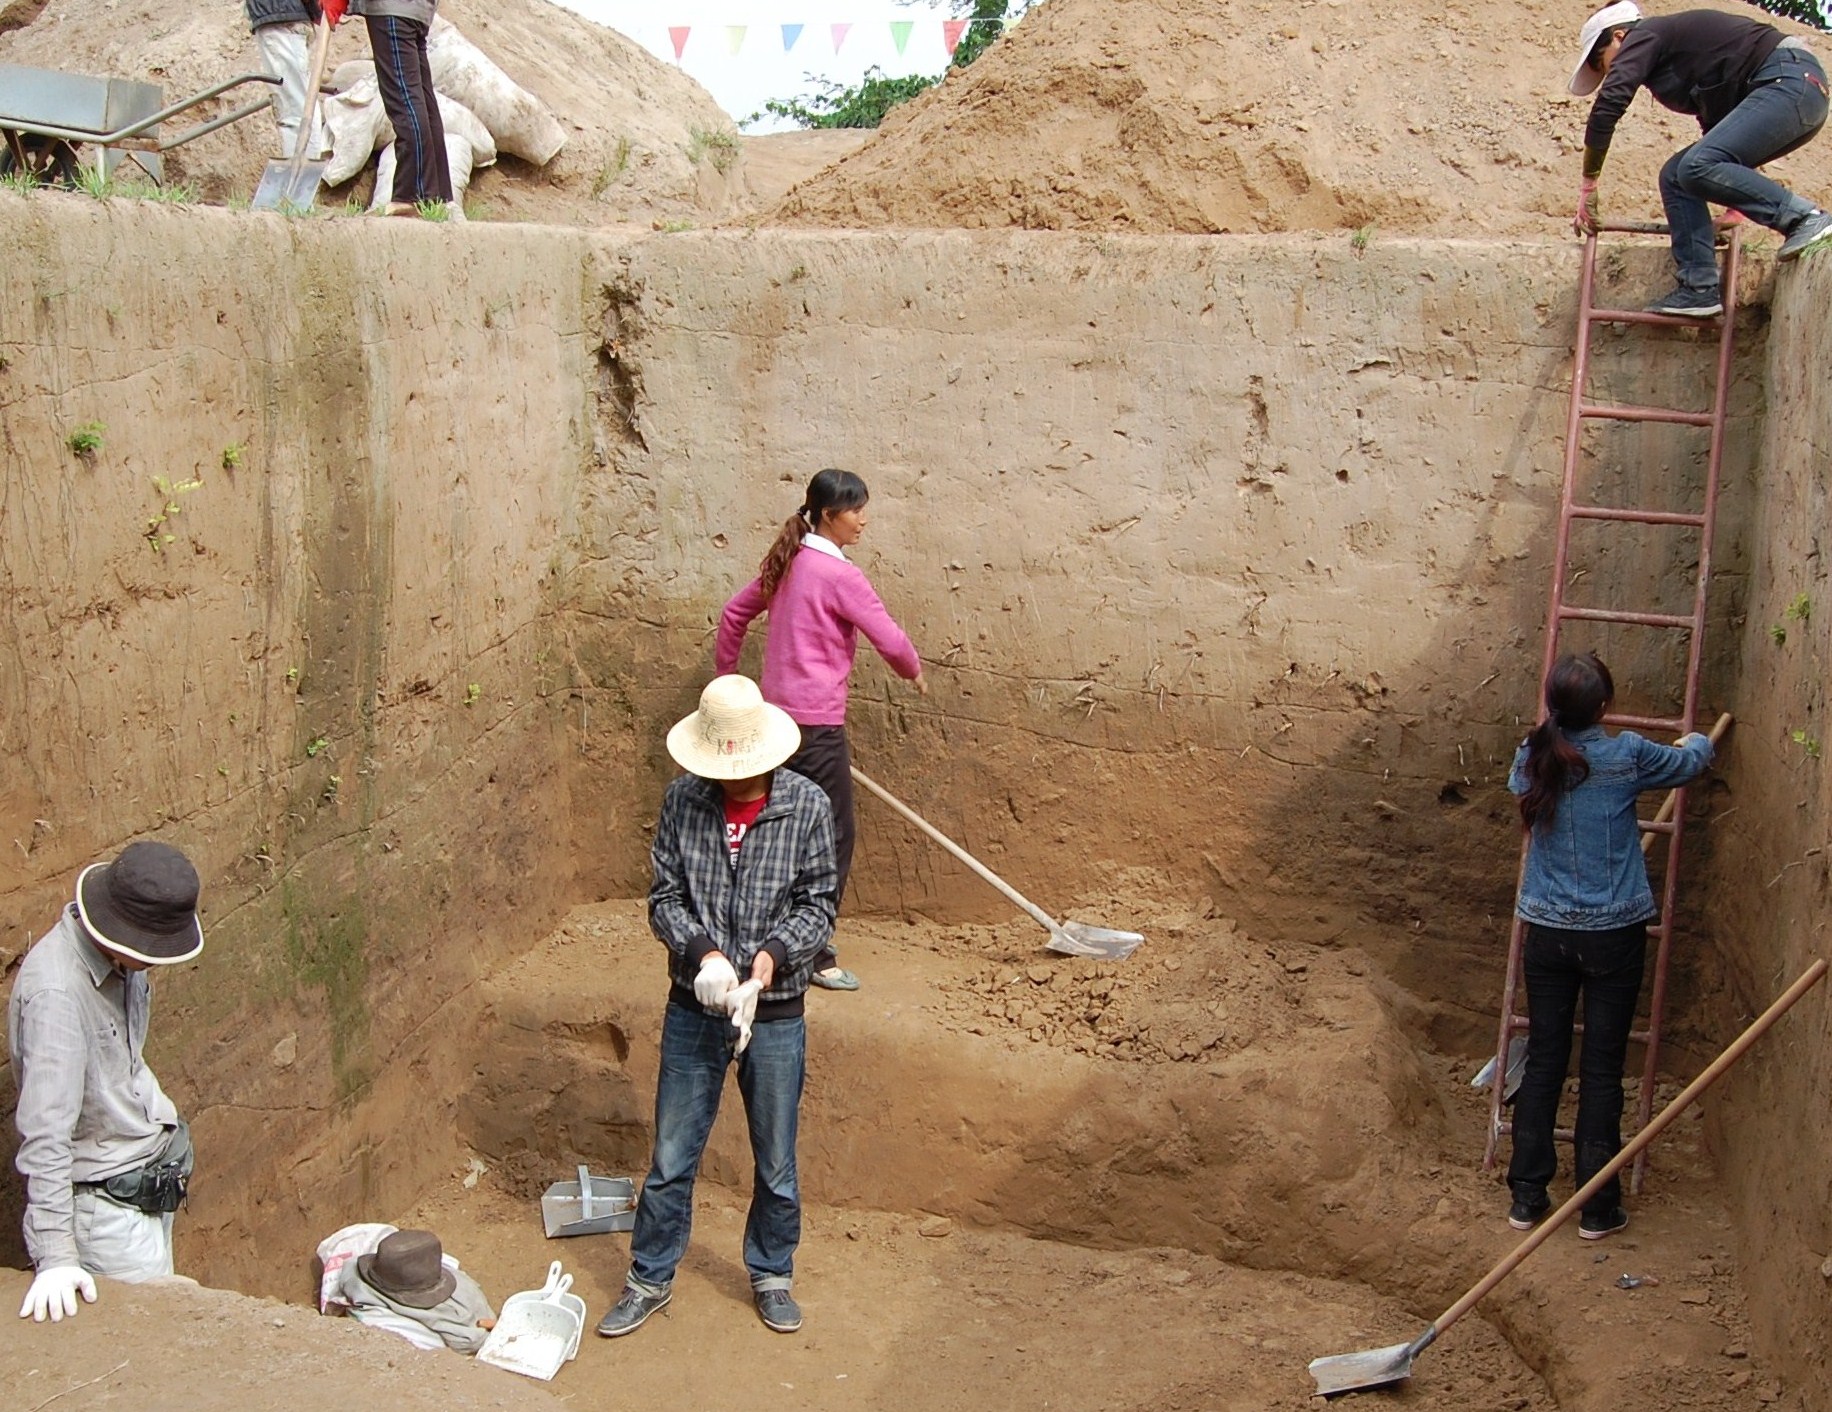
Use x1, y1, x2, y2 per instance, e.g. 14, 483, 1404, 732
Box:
649, 768, 838, 1022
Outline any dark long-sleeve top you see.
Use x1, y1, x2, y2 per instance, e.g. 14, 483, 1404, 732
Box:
1585, 9, 1785, 166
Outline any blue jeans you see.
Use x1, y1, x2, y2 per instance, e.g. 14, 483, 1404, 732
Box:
1507, 921, 1646, 1217
1661, 46, 1829, 290
626, 1002, 806, 1295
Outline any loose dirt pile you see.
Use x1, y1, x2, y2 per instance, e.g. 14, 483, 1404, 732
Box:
770, 0, 1832, 237
0, 0, 746, 225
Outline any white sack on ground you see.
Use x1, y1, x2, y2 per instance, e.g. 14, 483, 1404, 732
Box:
367, 132, 476, 217
328, 57, 376, 94
322, 74, 390, 186
440, 95, 496, 170
427, 16, 565, 166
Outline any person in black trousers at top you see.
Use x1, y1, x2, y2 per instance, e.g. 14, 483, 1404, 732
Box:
324, 0, 452, 214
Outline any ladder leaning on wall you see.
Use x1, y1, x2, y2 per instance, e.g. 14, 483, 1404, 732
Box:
1480, 220, 1740, 1194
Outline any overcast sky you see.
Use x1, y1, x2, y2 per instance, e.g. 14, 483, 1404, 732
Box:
549, 1, 1005, 132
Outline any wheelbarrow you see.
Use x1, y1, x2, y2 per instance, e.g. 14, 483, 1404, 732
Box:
0, 61, 281, 187
540, 1164, 636, 1238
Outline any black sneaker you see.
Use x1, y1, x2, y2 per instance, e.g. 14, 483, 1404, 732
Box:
596, 1285, 671, 1337
754, 1288, 803, 1333
1579, 1206, 1630, 1241
1507, 1195, 1550, 1232
1645, 285, 1723, 317
1777, 208, 1832, 262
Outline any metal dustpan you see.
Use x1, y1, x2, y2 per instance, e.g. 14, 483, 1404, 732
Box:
1469, 1034, 1528, 1101
541, 1163, 635, 1238
477, 1282, 583, 1382
251, 15, 330, 212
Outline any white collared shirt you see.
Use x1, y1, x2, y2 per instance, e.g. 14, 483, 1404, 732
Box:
800, 532, 847, 561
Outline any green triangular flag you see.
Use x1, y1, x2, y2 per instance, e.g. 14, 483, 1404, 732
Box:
890, 19, 914, 53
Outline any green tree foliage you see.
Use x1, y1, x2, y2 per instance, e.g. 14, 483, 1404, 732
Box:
1738, 1, 1832, 29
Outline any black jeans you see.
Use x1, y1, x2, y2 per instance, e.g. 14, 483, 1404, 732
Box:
783, 725, 853, 973
366, 14, 452, 205
1507, 920, 1647, 1217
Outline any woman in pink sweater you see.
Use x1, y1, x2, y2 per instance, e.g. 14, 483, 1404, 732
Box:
717, 469, 926, 991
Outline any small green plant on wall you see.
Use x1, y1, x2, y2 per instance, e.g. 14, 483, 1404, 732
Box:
1785, 592, 1812, 623
221, 443, 245, 472
463, 683, 481, 706
144, 473, 203, 551
67, 421, 105, 459
1792, 728, 1821, 760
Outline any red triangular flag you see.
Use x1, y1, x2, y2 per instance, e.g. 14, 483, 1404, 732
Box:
831, 22, 852, 51
669, 25, 690, 60
943, 18, 968, 54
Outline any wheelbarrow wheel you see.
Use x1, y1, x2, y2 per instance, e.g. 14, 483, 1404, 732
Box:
0, 136, 82, 189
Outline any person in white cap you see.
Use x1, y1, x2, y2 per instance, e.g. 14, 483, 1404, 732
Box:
9, 842, 204, 1322
596, 674, 837, 1341
1569, 3, 1832, 315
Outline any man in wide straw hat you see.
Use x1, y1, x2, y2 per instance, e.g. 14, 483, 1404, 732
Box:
597, 674, 837, 1340
10, 842, 205, 1322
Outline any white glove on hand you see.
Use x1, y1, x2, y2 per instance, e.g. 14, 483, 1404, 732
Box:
726, 979, 763, 1055
20, 1265, 96, 1322
694, 952, 740, 1009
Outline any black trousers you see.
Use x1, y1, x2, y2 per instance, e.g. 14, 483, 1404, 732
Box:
783, 725, 853, 972
366, 14, 452, 205
1507, 920, 1647, 1217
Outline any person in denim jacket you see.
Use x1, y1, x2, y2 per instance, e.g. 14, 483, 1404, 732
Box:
1505, 652, 1713, 1240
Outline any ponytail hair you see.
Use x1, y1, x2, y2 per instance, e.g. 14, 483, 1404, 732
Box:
757, 468, 871, 600
1518, 652, 1615, 830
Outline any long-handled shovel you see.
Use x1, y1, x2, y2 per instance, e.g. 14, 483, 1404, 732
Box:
252, 15, 332, 211
850, 767, 1145, 960
1308, 956, 1827, 1398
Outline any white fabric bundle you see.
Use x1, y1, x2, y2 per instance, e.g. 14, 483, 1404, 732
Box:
427, 15, 565, 166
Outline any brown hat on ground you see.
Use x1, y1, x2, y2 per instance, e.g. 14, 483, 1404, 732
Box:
76, 841, 204, 966
357, 1230, 457, 1309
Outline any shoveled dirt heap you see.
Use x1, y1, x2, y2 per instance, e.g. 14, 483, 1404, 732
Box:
0, 0, 745, 225
769, 0, 1832, 237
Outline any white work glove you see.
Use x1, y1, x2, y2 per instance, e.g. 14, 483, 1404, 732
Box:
694, 952, 740, 1009
19, 1266, 97, 1322
725, 979, 763, 1055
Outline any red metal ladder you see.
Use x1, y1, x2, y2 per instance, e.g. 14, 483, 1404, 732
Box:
1481, 221, 1740, 1192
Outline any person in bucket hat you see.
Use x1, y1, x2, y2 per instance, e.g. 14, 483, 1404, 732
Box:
1567, 3, 1832, 316
10, 842, 205, 1322
597, 674, 837, 1340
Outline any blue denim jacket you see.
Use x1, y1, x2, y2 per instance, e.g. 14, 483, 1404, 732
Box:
1510, 727, 1714, 929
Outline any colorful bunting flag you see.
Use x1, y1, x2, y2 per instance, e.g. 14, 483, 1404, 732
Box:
890, 18, 914, 53
726, 24, 747, 53
668, 25, 690, 59
942, 18, 968, 54
831, 21, 851, 51
781, 22, 803, 51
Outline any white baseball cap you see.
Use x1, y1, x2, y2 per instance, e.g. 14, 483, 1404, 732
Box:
1569, 2, 1642, 96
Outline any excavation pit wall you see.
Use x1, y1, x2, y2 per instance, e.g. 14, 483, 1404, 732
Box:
1, 196, 1822, 1379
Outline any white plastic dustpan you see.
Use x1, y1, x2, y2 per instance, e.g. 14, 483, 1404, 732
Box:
477, 1274, 584, 1381
499, 1261, 586, 1362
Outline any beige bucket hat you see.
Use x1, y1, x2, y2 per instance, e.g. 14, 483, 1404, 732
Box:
666, 674, 802, 780
1569, 2, 1642, 96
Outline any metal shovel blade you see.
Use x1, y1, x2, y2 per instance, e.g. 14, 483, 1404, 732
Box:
251, 157, 327, 212
1469, 1034, 1529, 1101
1307, 1340, 1416, 1397
1045, 920, 1146, 960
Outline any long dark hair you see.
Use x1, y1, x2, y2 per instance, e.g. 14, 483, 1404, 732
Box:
1518, 652, 1614, 830
758, 468, 870, 600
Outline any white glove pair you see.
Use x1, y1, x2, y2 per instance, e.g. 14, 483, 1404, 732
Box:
695, 954, 764, 1054
20, 1265, 97, 1322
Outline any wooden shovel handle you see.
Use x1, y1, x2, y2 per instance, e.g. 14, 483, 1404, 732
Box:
850, 767, 1064, 938
1640, 712, 1733, 857
1430, 956, 1826, 1342
284, 16, 333, 177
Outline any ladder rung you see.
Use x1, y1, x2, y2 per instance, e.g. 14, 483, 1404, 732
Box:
1559, 605, 1694, 629
1586, 307, 1719, 329
1580, 400, 1714, 427
1568, 504, 1708, 528
1604, 711, 1686, 732
1638, 818, 1677, 836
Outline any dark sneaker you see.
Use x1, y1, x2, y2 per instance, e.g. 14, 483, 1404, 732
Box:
754, 1288, 803, 1333
1507, 1195, 1551, 1232
1645, 285, 1723, 317
596, 1285, 670, 1337
1777, 208, 1832, 262
1579, 1206, 1630, 1241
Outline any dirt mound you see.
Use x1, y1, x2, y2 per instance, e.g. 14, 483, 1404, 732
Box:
768, 0, 1832, 237
0, 0, 745, 225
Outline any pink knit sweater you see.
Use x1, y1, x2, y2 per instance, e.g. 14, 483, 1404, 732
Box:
716, 545, 921, 726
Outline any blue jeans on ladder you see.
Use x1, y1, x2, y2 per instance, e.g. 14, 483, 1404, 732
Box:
1507, 920, 1647, 1218
1660, 46, 1829, 292
625, 1002, 806, 1297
